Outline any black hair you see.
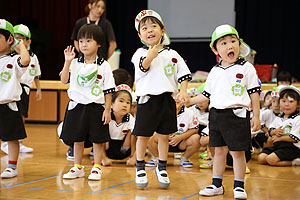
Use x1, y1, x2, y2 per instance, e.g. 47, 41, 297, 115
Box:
112, 90, 132, 104
264, 90, 272, 101
277, 71, 292, 85
279, 89, 300, 102
112, 69, 133, 89
0, 29, 11, 41
77, 24, 104, 46
212, 34, 240, 50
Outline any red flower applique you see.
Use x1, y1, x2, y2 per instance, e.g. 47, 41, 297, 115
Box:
172, 58, 177, 63
6, 64, 13, 69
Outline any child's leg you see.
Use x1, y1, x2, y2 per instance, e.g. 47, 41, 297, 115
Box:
8, 140, 19, 162
157, 134, 169, 161
74, 142, 84, 165
147, 133, 159, 157
258, 153, 268, 164
180, 134, 200, 158
136, 136, 150, 161
135, 136, 150, 187
102, 142, 112, 166
230, 151, 246, 180
213, 146, 228, 178
266, 153, 292, 166
93, 143, 104, 165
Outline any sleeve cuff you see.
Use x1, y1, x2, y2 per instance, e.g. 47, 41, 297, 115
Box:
290, 134, 300, 142
247, 86, 261, 94
104, 88, 115, 95
139, 57, 149, 73
178, 74, 192, 83
268, 127, 275, 136
17, 57, 29, 68
202, 90, 211, 99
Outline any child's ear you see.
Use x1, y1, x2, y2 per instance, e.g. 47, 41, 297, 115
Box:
211, 47, 219, 56
27, 39, 32, 46
8, 35, 14, 45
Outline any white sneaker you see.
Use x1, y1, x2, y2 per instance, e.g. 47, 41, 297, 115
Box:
174, 152, 182, 159
88, 167, 102, 181
233, 187, 247, 199
136, 169, 148, 188
63, 166, 85, 179
1, 168, 18, 178
155, 166, 170, 187
1, 142, 8, 154
292, 158, 300, 166
19, 142, 33, 153
199, 184, 224, 196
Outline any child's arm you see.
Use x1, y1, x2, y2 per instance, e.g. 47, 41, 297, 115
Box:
272, 135, 296, 143
18, 40, 31, 66
187, 94, 209, 107
250, 92, 261, 132
177, 79, 189, 102
60, 46, 75, 84
102, 93, 112, 124
34, 78, 42, 101
169, 128, 198, 146
141, 44, 161, 70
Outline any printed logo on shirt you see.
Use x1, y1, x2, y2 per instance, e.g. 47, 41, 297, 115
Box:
193, 115, 198, 125
29, 64, 36, 76
283, 124, 292, 135
91, 85, 102, 96
164, 64, 174, 76
0, 71, 12, 82
232, 84, 244, 96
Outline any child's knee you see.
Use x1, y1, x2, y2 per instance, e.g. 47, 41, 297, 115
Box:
258, 153, 267, 164
266, 154, 279, 165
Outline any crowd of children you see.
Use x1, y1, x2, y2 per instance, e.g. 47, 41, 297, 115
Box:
1, 8, 300, 200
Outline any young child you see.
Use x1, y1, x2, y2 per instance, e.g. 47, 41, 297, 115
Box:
258, 85, 300, 166
277, 71, 292, 86
261, 90, 272, 110
101, 84, 136, 166
146, 97, 200, 168
1, 24, 42, 155
60, 24, 115, 181
132, 10, 192, 188
188, 24, 261, 199
0, 19, 31, 178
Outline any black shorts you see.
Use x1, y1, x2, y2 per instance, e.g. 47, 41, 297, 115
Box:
105, 139, 131, 160
133, 92, 177, 137
60, 101, 109, 145
168, 142, 185, 152
209, 108, 251, 151
260, 141, 300, 161
226, 149, 252, 166
0, 103, 27, 141
17, 84, 30, 118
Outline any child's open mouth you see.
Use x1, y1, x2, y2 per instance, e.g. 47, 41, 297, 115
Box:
227, 51, 235, 58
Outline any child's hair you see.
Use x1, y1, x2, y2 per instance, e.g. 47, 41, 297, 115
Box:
264, 90, 272, 101
85, 0, 106, 15
112, 90, 132, 104
112, 69, 133, 88
212, 34, 240, 50
0, 29, 12, 42
279, 89, 300, 102
277, 71, 292, 85
138, 16, 164, 36
77, 24, 104, 46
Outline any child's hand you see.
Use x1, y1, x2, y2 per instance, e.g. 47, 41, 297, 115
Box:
102, 109, 111, 125
126, 156, 136, 166
271, 135, 281, 143
169, 134, 182, 146
64, 45, 75, 63
36, 89, 42, 101
251, 116, 261, 132
176, 91, 189, 104
275, 127, 283, 137
146, 44, 160, 60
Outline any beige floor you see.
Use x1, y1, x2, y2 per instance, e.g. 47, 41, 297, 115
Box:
0, 124, 300, 200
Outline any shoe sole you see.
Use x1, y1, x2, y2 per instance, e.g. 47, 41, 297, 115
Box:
155, 169, 170, 187
136, 181, 148, 188
63, 174, 85, 179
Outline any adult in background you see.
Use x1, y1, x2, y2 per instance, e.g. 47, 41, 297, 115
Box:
71, 0, 117, 60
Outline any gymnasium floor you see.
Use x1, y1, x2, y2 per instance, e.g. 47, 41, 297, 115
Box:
0, 124, 299, 200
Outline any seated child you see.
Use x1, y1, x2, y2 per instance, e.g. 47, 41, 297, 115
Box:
261, 91, 272, 110
258, 85, 300, 166
102, 84, 136, 166
146, 97, 200, 168
277, 71, 292, 86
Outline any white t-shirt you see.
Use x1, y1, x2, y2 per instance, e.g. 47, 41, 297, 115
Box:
109, 113, 135, 140
131, 47, 192, 97
269, 112, 300, 149
20, 52, 41, 88
0, 53, 27, 104
189, 105, 209, 126
67, 56, 115, 104
176, 106, 199, 134
260, 108, 278, 129
203, 59, 261, 109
